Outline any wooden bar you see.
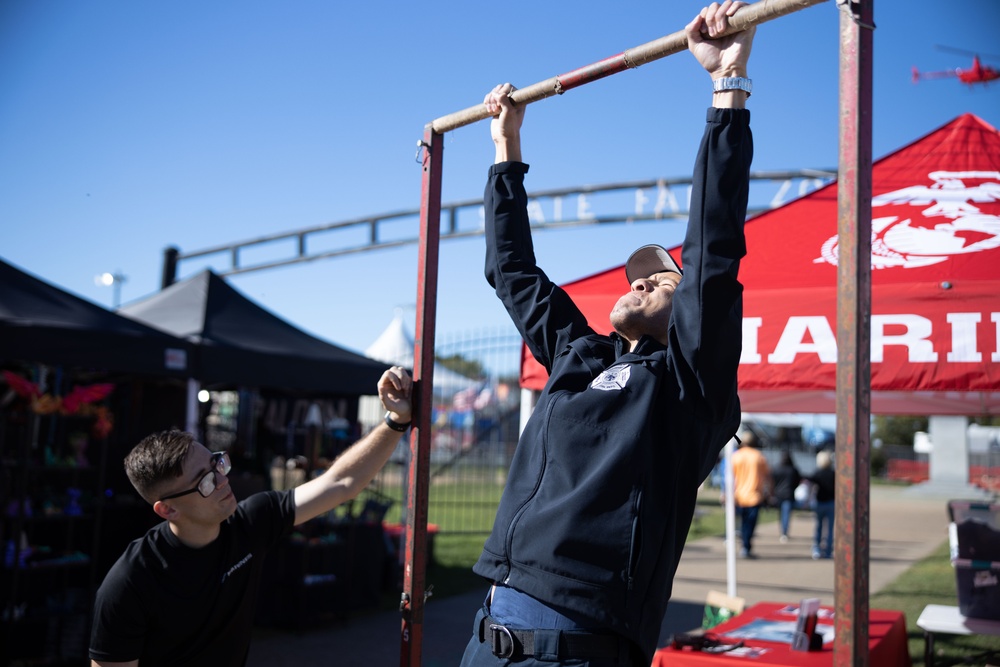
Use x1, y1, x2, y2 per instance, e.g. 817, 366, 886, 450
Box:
429, 0, 830, 134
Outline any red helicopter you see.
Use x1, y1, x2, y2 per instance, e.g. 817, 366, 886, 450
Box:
912, 46, 1000, 87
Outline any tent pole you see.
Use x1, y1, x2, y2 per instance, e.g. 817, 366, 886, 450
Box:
400, 124, 442, 667
185, 378, 200, 438
723, 439, 738, 598
834, 0, 873, 665
429, 0, 829, 135
162, 246, 179, 288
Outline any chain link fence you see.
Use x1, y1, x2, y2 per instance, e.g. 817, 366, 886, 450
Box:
361, 326, 524, 536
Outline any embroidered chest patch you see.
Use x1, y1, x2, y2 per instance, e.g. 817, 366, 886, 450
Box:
590, 364, 631, 391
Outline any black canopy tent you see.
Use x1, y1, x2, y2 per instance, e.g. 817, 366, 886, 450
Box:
118, 269, 388, 395
118, 269, 391, 494
0, 255, 193, 485
0, 257, 192, 377
1, 257, 197, 614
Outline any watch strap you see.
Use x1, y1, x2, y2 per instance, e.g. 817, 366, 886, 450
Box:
384, 411, 411, 432
713, 76, 752, 97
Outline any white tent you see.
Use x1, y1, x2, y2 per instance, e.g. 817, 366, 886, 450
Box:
359, 311, 483, 432
365, 311, 479, 396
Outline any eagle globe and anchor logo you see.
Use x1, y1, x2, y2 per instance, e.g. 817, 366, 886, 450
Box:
815, 170, 1000, 269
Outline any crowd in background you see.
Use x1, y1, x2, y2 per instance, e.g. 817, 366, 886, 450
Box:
713, 429, 837, 560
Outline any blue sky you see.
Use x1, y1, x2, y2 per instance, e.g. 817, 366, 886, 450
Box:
3, 0, 999, 362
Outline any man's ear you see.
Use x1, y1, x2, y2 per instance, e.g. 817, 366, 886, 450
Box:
152, 500, 177, 521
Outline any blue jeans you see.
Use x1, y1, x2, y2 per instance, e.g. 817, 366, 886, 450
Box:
458, 587, 640, 666
814, 501, 835, 557
737, 504, 761, 553
489, 585, 596, 630
779, 499, 795, 537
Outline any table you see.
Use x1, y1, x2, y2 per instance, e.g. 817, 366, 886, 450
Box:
653, 602, 909, 667
916, 604, 1000, 667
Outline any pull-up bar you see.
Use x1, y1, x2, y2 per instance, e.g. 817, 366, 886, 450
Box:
430, 0, 829, 134
402, 2, 836, 666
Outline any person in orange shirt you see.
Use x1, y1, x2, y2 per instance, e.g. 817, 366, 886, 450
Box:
731, 431, 771, 558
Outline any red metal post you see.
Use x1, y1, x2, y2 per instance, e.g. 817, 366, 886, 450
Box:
834, 1, 873, 665
399, 125, 443, 667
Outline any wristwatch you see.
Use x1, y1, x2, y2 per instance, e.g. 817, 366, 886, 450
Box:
384, 411, 411, 432
713, 76, 752, 97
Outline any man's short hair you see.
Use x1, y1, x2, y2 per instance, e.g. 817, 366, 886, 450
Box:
124, 430, 195, 503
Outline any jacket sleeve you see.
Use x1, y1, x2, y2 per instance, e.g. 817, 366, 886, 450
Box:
484, 162, 593, 372
669, 107, 753, 419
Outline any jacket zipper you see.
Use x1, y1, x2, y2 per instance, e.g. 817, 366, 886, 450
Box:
503, 393, 555, 582
626, 490, 643, 591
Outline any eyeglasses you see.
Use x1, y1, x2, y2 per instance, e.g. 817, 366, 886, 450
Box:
158, 451, 231, 501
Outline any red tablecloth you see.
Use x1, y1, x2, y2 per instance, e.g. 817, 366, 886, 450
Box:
653, 602, 910, 667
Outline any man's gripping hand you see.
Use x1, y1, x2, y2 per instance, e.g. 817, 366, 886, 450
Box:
378, 366, 412, 425
686, 1, 755, 80
484, 82, 524, 164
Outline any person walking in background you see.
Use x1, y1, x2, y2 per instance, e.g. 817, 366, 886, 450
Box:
807, 449, 836, 559
770, 451, 801, 543
731, 431, 771, 558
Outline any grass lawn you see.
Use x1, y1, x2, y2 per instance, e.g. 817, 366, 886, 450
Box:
872, 540, 1000, 666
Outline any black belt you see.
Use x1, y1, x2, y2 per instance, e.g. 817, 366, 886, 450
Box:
478, 612, 625, 661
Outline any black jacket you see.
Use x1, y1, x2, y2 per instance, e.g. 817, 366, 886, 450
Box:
473, 108, 752, 662
809, 467, 836, 503
772, 464, 802, 503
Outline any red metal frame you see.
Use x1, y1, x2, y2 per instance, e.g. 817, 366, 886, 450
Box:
404, 2, 850, 666
835, 1, 874, 665
400, 125, 442, 667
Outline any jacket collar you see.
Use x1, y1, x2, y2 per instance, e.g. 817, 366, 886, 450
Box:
610, 332, 668, 358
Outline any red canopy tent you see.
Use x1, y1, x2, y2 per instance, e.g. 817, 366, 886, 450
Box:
521, 113, 1000, 416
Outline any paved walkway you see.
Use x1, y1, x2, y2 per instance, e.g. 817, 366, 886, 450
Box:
247, 484, 967, 666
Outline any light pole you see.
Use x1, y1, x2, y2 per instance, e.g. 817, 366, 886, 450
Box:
95, 271, 126, 308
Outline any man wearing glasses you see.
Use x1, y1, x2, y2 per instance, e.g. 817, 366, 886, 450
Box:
89, 366, 412, 667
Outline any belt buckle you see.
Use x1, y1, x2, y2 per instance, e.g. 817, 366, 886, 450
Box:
489, 623, 516, 658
